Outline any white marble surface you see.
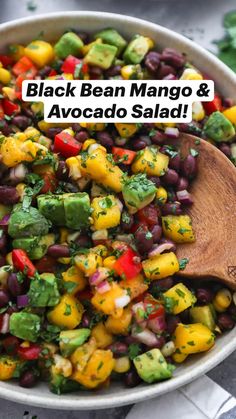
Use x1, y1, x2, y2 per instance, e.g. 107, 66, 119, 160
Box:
1, 0, 236, 417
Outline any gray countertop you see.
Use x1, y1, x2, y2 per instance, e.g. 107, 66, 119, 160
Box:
1, 0, 236, 417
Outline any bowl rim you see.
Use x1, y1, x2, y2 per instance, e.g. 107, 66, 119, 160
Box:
0, 10, 236, 410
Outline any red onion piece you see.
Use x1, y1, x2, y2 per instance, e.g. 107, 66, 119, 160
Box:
164, 127, 179, 138
115, 293, 131, 308
17, 294, 29, 308
132, 326, 159, 346
89, 267, 110, 286
96, 280, 111, 294
148, 241, 175, 258
9, 163, 27, 183
176, 189, 193, 205
0, 313, 10, 334
148, 315, 167, 333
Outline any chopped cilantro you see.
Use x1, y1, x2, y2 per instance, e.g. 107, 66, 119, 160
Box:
179, 258, 189, 270
128, 343, 142, 360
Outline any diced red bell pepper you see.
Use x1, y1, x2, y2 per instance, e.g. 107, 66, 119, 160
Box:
35, 255, 57, 274
138, 204, 160, 228
203, 94, 222, 115
12, 249, 36, 278
112, 147, 136, 165
2, 98, 20, 116
40, 172, 58, 194
0, 103, 4, 119
0, 55, 14, 67
18, 343, 41, 360
15, 73, 35, 100
54, 131, 82, 158
113, 247, 142, 280
61, 55, 82, 74
144, 294, 165, 319
12, 56, 37, 77
2, 336, 20, 356
48, 69, 57, 77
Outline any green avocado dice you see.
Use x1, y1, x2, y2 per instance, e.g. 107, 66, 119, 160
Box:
84, 43, 118, 69
54, 32, 84, 59
64, 192, 90, 230
8, 205, 50, 239
50, 372, 83, 395
37, 195, 65, 226
12, 234, 55, 260
122, 173, 156, 213
28, 273, 60, 307
94, 28, 127, 56
134, 349, 175, 383
190, 305, 216, 331
203, 111, 235, 142
9, 312, 41, 342
123, 35, 151, 64
59, 328, 91, 356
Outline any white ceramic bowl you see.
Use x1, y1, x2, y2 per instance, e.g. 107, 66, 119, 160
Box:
0, 11, 236, 410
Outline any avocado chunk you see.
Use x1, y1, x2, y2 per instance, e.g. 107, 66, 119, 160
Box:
190, 305, 216, 331
134, 349, 175, 383
203, 111, 235, 142
12, 234, 55, 260
8, 205, 50, 238
122, 173, 156, 213
94, 28, 127, 56
59, 328, 91, 356
9, 312, 41, 342
28, 273, 60, 307
54, 32, 84, 59
64, 192, 90, 229
37, 195, 65, 226
50, 372, 83, 395
123, 35, 151, 64
84, 43, 118, 69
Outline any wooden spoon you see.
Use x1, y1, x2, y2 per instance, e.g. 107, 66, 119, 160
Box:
175, 133, 236, 289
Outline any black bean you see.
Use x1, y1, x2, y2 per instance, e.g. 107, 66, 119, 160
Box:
75, 130, 89, 143
169, 155, 181, 172
176, 176, 189, 191
0, 255, 6, 267
219, 143, 231, 158
105, 65, 122, 77
162, 169, 179, 185
19, 370, 37, 388
134, 226, 154, 253
89, 65, 103, 78
150, 130, 166, 145
56, 160, 69, 181
124, 368, 141, 388
196, 288, 214, 304
47, 245, 70, 258
81, 313, 91, 328
167, 315, 180, 334
132, 138, 146, 150
11, 115, 31, 130
47, 127, 63, 139
0, 186, 19, 205
167, 189, 177, 202
107, 342, 128, 358
156, 63, 176, 79
179, 309, 190, 323
7, 273, 24, 297
162, 202, 182, 215
150, 225, 162, 243
0, 232, 7, 252
0, 119, 12, 136
96, 131, 114, 148
38, 66, 52, 78
149, 277, 174, 297
217, 313, 235, 330
160, 48, 185, 68
148, 176, 160, 187
145, 51, 161, 73
75, 31, 90, 43
181, 155, 198, 179
22, 107, 35, 119
71, 123, 82, 133
0, 289, 10, 308
75, 234, 92, 248
120, 211, 134, 232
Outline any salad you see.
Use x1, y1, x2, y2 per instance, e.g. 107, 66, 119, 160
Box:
0, 28, 235, 394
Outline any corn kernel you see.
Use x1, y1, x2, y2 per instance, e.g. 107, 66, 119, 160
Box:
0, 68, 11, 85
180, 68, 203, 80
2, 87, 16, 101
82, 139, 96, 151
192, 101, 205, 122
63, 128, 75, 136
156, 186, 168, 204
59, 228, 69, 244
6, 252, 13, 265
58, 257, 71, 264
113, 356, 130, 373
66, 157, 82, 180
24, 127, 41, 141
16, 183, 26, 201
213, 289, 232, 312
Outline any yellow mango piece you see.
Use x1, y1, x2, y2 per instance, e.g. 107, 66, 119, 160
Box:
115, 123, 138, 138
156, 186, 168, 204
103, 256, 116, 269
105, 307, 132, 335
24, 126, 41, 141
80, 122, 105, 131
38, 120, 70, 132
62, 265, 87, 294
102, 165, 123, 193
1, 138, 27, 167
120, 274, 148, 300
91, 244, 108, 257
70, 337, 97, 372
2, 87, 16, 101
173, 323, 215, 355
132, 147, 169, 177
223, 106, 236, 124
9, 44, 25, 61
74, 252, 103, 277
142, 252, 179, 280
0, 357, 18, 380
172, 352, 188, 363
91, 282, 125, 317
72, 349, 114, 389
164, 283, 197, 314
47, 294, 83, 329
162, 215, 195, 243
0, 68, 11, 85
91, 322, 114, 348
25, 40, 54, 67
91, 195, 121, 230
